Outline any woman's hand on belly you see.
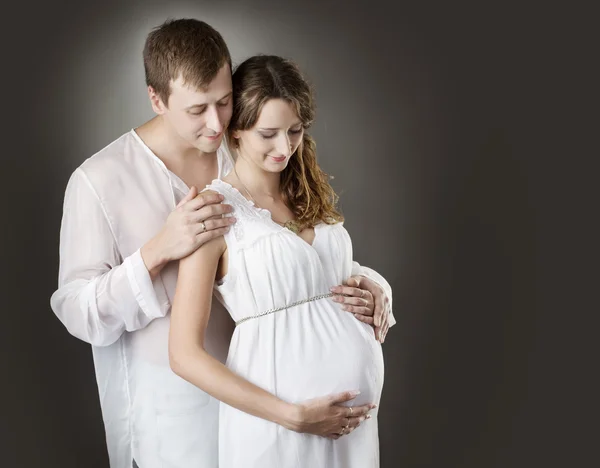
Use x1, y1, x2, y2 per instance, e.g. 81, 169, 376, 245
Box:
283, 390, 376, 439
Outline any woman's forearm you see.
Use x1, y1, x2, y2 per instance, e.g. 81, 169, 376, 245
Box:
170, 235, 302, 432
170, 346, 302, 431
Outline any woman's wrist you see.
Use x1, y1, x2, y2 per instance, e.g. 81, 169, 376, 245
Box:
275, 401, 303, 432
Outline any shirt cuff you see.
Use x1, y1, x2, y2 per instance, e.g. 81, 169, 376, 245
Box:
125, 249, 170, 319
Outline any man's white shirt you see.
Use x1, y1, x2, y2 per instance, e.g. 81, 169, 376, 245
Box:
50, 129, 394, 468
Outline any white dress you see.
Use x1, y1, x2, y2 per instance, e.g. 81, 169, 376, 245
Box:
207, 179, 385, 468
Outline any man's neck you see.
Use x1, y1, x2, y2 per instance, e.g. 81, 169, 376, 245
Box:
135, 116, 216, 164
135, 116, 219, 187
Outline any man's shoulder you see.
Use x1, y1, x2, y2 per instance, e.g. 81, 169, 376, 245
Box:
78, 130, 139, 175
72, 130, 156, 198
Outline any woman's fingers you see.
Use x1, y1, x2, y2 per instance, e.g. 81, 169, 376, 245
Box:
328, 390, 361, 405
331, 414, 371, 438
336, 403, 376, 419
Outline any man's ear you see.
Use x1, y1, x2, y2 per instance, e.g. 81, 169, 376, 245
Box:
148, 86, 167, 115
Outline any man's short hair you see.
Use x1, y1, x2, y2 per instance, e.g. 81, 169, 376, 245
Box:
143, 18, 232, 105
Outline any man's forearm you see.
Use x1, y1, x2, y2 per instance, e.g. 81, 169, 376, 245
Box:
52, 249, 171, 346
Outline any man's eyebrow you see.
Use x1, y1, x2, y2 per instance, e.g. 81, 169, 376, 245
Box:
185, 103, 207, 110
217, 91, 233, 101
185, 92, 232, 110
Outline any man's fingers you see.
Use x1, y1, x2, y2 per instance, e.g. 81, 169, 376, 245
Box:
373, 307, 383, 332
372, 297, 385, 328
203, 212, 232, 222
333, 295, 372, 307
194, 216, 236, 235
193, 202, 234, 221
341, 304, 371, 315
176, 186, 198, 209
381, 321, 390, 343
183, 192, 225, 211
189, 206, 234, 225
353, 314, 375, 325
344, 276, 362, 288
187, 195, 228, 213
330, 285, 365, 297
375, 301, 389, 336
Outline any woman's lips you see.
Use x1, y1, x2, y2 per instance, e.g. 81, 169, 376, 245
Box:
270, 156, 286, 162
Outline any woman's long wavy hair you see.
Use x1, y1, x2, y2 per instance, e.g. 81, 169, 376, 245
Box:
227, 55, 343, 228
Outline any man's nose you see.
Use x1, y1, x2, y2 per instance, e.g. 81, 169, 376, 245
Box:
205, 106, 223, 134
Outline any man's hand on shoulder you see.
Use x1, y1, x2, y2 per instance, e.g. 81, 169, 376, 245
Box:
141, 186, 236, 277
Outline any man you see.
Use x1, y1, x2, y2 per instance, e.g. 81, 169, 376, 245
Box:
51, 18, 395, 468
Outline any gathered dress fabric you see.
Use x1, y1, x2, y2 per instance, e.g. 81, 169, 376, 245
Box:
205, 180, 385, 468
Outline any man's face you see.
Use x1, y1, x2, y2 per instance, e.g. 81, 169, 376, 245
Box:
159, 63, 233, 153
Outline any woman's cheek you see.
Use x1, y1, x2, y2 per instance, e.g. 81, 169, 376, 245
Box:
252, 138, 272, 156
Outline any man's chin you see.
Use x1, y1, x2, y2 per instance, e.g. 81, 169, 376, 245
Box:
194, 137, 222, 153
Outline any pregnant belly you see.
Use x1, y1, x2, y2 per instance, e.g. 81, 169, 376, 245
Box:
226, 300, 385, 407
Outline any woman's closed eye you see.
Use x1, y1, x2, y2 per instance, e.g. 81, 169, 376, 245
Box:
259, 128, 303, 139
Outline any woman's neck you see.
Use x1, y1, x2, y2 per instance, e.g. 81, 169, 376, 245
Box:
234, 157, 281, 201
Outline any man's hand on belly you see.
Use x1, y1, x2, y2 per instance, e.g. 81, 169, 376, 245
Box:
330, 276, 390, 343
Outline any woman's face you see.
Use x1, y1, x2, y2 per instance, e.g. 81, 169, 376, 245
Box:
234, 98, 304, 173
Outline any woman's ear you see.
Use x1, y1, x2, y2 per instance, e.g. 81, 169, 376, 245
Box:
231, 130, 241, 148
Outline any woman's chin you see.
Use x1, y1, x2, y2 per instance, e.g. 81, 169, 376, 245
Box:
264, 162, 289, 173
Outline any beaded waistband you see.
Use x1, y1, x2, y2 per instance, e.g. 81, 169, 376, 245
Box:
235, 292, 334, 326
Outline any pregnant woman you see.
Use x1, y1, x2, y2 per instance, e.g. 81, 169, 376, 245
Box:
169, 55, 386, 467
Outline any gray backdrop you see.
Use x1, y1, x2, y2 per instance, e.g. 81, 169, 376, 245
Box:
2, 0, 596, 467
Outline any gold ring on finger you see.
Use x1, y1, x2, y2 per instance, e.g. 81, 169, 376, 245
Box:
199, 221, 206, 233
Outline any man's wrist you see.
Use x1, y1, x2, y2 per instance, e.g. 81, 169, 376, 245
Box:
360, 275, 389, 311
141, 238, 168, 278
360, 275, 384, 295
